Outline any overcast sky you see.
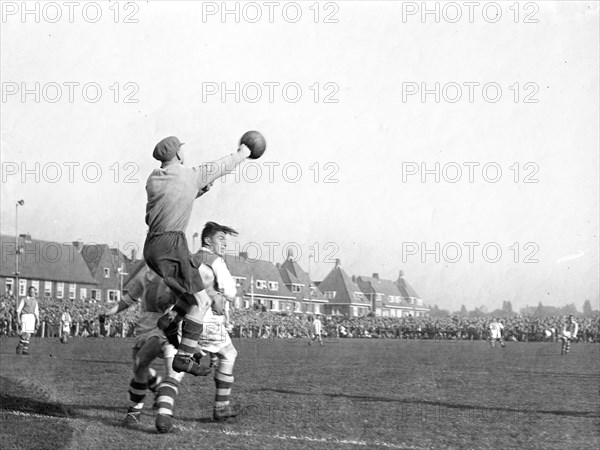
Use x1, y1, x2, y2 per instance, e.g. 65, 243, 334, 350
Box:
1, 1, 598, 312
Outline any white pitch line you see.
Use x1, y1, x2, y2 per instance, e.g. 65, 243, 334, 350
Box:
2, 410, 423, 449
177, 424, 424, 449
1, 410, 70, 420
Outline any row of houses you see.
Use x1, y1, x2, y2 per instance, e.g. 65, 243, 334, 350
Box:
0, 234, 429, 317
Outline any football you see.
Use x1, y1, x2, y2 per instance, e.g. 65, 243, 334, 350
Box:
240, 130, 266, 159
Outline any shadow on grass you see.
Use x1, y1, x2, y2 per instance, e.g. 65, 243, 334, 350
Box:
0, 376, 131, 428
0, 376, 75, 450
251, 387, 600, 419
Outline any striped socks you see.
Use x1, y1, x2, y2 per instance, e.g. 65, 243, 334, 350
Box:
177, 319, 203, 356
156, 376, 180, 417
214, 370, 234, 409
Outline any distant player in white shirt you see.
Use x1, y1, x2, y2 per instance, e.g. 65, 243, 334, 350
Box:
16, 286, 40, 355
489, 318, 505, 348
308, 315, 324, 346
560, 315, 579, 355
60, 307, 72, 343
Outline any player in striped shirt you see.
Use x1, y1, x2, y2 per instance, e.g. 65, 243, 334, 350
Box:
192, 221, 240, 421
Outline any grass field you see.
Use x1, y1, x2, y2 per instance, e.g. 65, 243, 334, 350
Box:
1, 336, 598, 450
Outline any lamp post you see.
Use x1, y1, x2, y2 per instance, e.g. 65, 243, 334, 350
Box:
117, 262, 128, 301
192, 232, 199, 253
15, 199, 24, 299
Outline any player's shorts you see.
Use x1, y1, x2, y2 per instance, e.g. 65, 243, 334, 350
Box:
133, 328, 177, 359
490, 331, 502, 339
20, 314, 36, 333
62, 324, 71, 334
143, 231, 204, 298
198, 309, 231, 354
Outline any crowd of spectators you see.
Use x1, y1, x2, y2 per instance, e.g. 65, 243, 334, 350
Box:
228, 309, 600, 343
1, 295, 599, 343
0, 295, 138, 338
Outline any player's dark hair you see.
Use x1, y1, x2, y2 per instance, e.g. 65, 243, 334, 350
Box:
201, 221, 238, 246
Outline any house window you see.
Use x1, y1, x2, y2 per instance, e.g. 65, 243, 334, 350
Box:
324, 291, 336, 299
268, 281, 278, 291
91, 289, 101, 300
56, 282, 64, 299
107, 290, 120, 301
310, 286, 317, 297
19, 279, 27, 296
80, 288, 87, 299
44, 281, 52, 297
5, 278, 14, 295
103, 268, 110, 278
68, 283, 76, 299
291, 284, 302, 293
272, 300, 279, 310
256, 280, 267, 289
243, 299, 250, 309
354, 292, 363, 301
31, 280, 39, 292
234, 277, 245, 287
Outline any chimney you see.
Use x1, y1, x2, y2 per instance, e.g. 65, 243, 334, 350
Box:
399, 270, 405, 279
351, 275, 356, 283
240, 251, 248, 260
130, 248, 137, 261
276, 262, 281, 269
334, 258, 341, 268
372, 273, 379, 280
73, 240, 83, 253
287, 247, 294, 260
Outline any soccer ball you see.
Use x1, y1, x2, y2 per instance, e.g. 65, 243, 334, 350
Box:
240, 130, 266, 159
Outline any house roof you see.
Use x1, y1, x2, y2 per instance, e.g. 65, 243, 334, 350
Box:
396, 271, 421, 299
0, 235, 97, 285
124, 260, 147, 288
223, 253, 296, 300
279, 258, 327, 302
318, 263, 369, 305
356, 275, 402, 297
356, 275, 409, 308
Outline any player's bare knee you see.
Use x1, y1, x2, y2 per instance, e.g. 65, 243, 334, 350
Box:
221, 344, 237, 363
